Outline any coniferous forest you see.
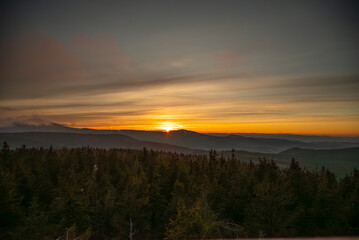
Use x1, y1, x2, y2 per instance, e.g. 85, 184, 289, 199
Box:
1, 143, 359, 239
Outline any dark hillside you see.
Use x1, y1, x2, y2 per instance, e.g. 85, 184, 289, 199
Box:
1, 146, 358, 239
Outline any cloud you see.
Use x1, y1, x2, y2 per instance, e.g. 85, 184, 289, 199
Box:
271, 74, 359, 89
0, 31, 358, 134
68, 32, 133, 80
0, 30, 133, 99
0, 71, 211, 100
214, 42, 264, 72
0, 100, 142, 111
265, 74, 359, 104
0, 31, 84, 88
0, 114, 53, 127
0, 31, 222, 101
169, 58, 193, 68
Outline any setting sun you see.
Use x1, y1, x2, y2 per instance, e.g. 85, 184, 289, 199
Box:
156, 122, 182, 132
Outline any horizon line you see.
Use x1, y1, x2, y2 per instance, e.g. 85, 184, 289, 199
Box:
2, 122, 359, 138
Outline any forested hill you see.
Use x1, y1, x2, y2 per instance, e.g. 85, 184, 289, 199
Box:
1, 132, 358, 176
1, 145, 358, 239
221, 147, 359, 178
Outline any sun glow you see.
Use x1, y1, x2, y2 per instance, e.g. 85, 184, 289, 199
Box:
156, 122, 182, 132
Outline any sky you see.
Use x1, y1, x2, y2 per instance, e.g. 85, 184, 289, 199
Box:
0, 0, 359, 135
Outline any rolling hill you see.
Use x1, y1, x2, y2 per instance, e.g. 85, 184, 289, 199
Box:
0, 132, 202, 154
1, 123, 359, 153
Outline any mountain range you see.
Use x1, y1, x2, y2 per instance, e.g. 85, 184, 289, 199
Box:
1, 122, 359, 153
1, 122, 358, 176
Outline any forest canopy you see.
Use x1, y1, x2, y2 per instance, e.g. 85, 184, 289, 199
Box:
1, 143, 358, 239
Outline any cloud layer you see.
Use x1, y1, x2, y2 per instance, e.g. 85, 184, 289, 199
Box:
0, 24, 358, 136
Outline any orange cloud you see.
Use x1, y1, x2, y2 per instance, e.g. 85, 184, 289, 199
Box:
0, 31, 85, 86
0, 30, 133, 99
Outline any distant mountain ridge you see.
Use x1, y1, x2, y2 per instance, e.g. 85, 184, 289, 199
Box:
1, 122, 359, 153
0, 132, 201, 154
226, 133, 359, 143
1, 123, 359, 177
0, 122, 109, 134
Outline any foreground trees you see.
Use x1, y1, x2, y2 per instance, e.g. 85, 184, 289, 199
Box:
1, 144, 358, 239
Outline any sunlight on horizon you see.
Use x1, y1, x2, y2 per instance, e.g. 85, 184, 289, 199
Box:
155, 122, 183, 132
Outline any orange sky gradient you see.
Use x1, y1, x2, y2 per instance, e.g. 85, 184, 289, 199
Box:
75, 119, 359, 137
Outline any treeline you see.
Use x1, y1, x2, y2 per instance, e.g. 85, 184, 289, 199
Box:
0, 143, 358, 239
